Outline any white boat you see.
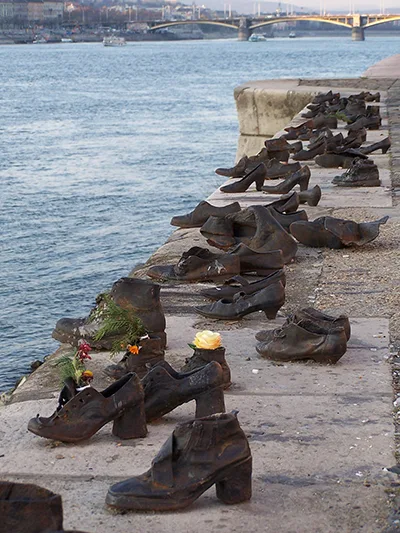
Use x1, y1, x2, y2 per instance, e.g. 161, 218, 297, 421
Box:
248, 34, 267, 42
33, 37, 47, 44
289, 32, 296, 38
61, 38, 73, 43
103, 36, 127, 47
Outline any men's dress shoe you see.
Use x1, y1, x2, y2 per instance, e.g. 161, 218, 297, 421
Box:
311, 90, 340, 105
255, 307, 350, 342
262, 166, 310, 194
269, 207, 308, 231
195, 281, 285, 320
170, 201, 241, 228
52, 277, 166, 350
332, 158, 380, 187
143, 361, 225, 421
201, 207, 298, 265
297, 185, 322, 207
28, 373, 147, 442
345, 115, 381, 131
200, 270, 286, 301
147, 247, 241, 282
215, 156, 249, 178
106, 412, 252, 511
256, 318, 348, 364
288, 140, 303, 154
264, 159, 301, 179
290, 215, 389, 248
292, 140, 327, 161
228, 242, 284, 275
264, 191, 300, 213
314, 152, 367, 169
220, 164, 266, 193
104, 335, 165, 380
312, 114, 338, 130
181, 347, 231, 388
359, 137, 391, 155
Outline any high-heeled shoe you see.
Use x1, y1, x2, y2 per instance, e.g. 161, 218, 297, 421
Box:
27, 373, 147, 443
142, 361, 225, 421
215, 156, 249, 178
359, 137, 391, 155
262, 165, 310, 194
106, 412, 252, 511
265, 158, 301, 179
220, 164, 266, 193
297, 185, 322, 206
292, 139, 327, 161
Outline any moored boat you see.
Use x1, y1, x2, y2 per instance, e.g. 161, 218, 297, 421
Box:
103, 36, 127, 47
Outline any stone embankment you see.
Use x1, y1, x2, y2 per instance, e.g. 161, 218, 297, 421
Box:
1, 55, 400, 532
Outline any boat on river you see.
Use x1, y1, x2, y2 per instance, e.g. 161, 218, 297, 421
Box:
103, 36, 127, 47
289, 32, 296, 38
248, 34, 267, 42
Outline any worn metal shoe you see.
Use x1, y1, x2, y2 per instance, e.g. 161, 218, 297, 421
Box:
143, 361, 226, 421
359, 137, 391, 155
228, 243, 284, 275
332, 158, 380, 187
181, 346, 231, 388
255, 307, 351, 343
147, 247, 241, 282
170, 200, 241, 228
215, 155, 250, 178
256, 318, 348, 363
264, 158, 301, 179
195, 280, 285, 320
220, 163, 266, 193
28, 373, 147, 443
264, 191, 300, 213
290, 215, 389, 248
106, 412, 252, 511
314, 151, 367, 169
297, 185, 322, 207
52, 277, 166, 349
261, 165, 311, 194
269, 207, 308, 231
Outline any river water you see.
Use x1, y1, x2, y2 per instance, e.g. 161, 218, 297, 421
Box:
0, 36, 399, 391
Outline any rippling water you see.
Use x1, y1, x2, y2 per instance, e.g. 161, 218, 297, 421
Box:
0, 36, 398, 391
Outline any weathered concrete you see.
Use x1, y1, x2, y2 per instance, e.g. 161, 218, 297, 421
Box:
1, 58, 400, 532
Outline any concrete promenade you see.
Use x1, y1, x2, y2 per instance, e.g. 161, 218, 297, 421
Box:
1, 56, 400, 532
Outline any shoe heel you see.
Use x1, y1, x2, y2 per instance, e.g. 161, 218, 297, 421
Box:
382, 146, 389, 154
112, 400, 148, 440
299, 176, 310, 191
195, 386, 225, 418
216, 457, 252, 504
264, 305, 281, 319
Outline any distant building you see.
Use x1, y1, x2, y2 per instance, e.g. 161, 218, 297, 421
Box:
0, 0, 14, 18
43, 0, 63, 21
27, 0, 44, 21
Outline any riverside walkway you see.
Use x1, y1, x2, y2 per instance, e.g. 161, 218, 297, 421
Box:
1, 55, 400, 532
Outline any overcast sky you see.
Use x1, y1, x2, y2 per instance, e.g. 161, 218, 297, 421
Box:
302, 1, 396, 9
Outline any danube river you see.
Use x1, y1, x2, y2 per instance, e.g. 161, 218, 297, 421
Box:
0, 36, 398, 391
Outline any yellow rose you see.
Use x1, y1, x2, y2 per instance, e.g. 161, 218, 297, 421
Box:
193, 331, 222, 350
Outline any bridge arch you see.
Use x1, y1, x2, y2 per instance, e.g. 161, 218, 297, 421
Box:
149, 20, 239, 32
250, 16, 352, 31
363, 15, 400, 28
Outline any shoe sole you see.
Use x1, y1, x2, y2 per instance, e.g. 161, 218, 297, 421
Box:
333, 180, 381, 187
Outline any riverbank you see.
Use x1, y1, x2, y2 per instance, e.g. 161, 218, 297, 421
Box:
1, 55, 400, 532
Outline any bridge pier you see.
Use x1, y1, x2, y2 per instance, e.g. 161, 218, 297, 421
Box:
238, 17, 251, 41
352, 26, 365, 41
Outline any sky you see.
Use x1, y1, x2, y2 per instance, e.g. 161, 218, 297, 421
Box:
222, 0, 400, 12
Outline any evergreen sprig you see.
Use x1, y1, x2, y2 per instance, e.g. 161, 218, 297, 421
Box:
55, 353, 85, 386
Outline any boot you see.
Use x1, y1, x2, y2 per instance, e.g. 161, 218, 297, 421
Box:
170, 200, 241, 228
255, 307, 350, 342
229, 243, 284, 275
200, 270, 286, 301
147, 247, 241, 282
359, 137, 391, 155
264, 191, 300, 213
290, 215, 389, 248
332, 158, 380, 187
143, 361, 226, 420
264, 159, 301, 179
52, 278, 166, 350
28, 373, 148, 442
215, 156, 249, 178
220, 164, 266, 193
104, 335, 165, 380
256, 318, 348, 364
262, 165, 310, 194
0, 481, 63, 533
195, 281, 285, 320
269, 207, 308, 231
106, 412, 252, 512
297, 185, 322, 207
181, 346, 231, 389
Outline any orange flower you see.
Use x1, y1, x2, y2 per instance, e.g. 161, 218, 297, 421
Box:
81, 370, 94, 382
127, 345, 139, 355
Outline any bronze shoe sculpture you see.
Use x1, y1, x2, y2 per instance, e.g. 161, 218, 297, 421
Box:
52, 277, 166, 350
332, 158, 380, 187
255, 307, 350, 342
181, 346, 231, 388
314, 151, 368, 169
147, 246, 241, 282
296, 185, 322, 207
264, 191, 300, 213
256, 318, 348, 364
290, 215, 389, 249
359, 137, 391, 155
201, 206, 297, 264
27, 373, 147, 443
269, 207, 308, 231
143, 361, 225, 421
195, 280, 285, 320
200, 270, 285, 301
264, 158, 301, 179
106, 412, 252, 512
228, 243, 284, 275
215, 155, 250, 178
219, 163, 266, 193
262, 165, 310, 194
0, 481, 91, 533
170, 200, 241, 228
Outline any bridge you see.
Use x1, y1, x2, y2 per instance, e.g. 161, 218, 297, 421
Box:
148, 13, 400, 41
